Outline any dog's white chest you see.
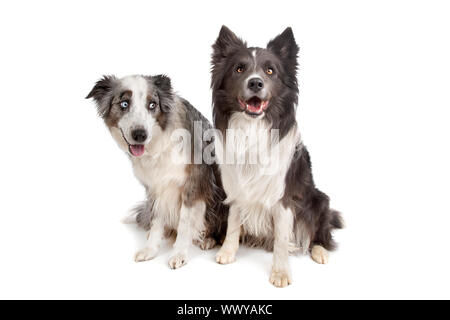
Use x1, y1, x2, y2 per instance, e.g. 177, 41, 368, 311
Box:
217, 114, 299, 209
132, 146, 187, 228
133, 153, 186, 191
216, 114, 300, 238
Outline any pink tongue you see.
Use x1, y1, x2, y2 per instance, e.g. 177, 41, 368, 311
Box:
246, 97, 263, 113
130, 145, 145, 157
247, 104, 262, 113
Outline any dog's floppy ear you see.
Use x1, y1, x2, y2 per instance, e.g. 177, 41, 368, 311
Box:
152, 74, 174, 113
212, 26, 246, 61
153, 74, 171, 92
86, 75, 117, 118
267, 27, 299, 62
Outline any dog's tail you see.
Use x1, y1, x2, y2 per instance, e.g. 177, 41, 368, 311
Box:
313, 208, 344, 252
330, 209, 345, 230
121, 213, 138, 225
121, 201, 152, 231
302, 188, 344, 252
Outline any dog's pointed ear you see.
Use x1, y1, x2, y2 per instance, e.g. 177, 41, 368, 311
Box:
211, 26, 246, 90
267, 27, 299, 61
152, 74, 173, 113
86, 75, 117, 118
212, 26, 246, 60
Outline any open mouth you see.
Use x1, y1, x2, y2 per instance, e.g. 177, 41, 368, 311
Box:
238, 97, 269, 116
120, 129, 146, 157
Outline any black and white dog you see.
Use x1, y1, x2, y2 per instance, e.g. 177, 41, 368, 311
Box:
87, 75, 227, 269
211, 26, 343, 287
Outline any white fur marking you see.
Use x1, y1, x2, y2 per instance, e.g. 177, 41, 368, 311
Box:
216, 206, 241, 264
216, 113, 304, 287
270, 205, 294, 287
117, 76, 156, 148
218, 113, 299, 211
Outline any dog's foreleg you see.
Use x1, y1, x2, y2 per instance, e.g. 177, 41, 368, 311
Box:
169, 201, 206, 269
134, 217, 164, 262
216, 205, 241, 264
270, 205, 294, 288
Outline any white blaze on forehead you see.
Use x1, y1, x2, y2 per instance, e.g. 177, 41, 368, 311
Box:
120, 75, 150, 118
251, 49, 258, 73
121, 75, 149, 104
117, 75, 156, 144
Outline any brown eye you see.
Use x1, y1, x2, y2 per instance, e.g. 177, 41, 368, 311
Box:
236, 66, 244, 73
266, 68, 274, 75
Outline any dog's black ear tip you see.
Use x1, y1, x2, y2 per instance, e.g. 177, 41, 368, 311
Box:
281, 27, 295, 38
218, 25, 234, 38
85, 89, 96, 100
156, 73, 170, 82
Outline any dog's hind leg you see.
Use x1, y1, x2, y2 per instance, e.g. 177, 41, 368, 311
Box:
308, 190, 344, 264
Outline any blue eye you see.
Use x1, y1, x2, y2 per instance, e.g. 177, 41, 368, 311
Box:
149, 102, 157, 110
120, 101, 129, 109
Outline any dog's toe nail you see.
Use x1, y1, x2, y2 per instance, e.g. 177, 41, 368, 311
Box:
270, 270, 292, 288
168, 253, 188, 269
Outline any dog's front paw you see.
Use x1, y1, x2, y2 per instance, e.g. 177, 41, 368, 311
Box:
311, 245, 329, 264
270, 269, 292, 288
134, 247, 158, 262
216, 248, 236, 265
168, 252, 188, 269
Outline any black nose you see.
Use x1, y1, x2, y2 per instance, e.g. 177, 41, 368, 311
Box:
248, 78, 264, 92
131, 129, 147, 143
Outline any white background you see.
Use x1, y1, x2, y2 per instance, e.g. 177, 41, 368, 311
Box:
0, 0, 449, 300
